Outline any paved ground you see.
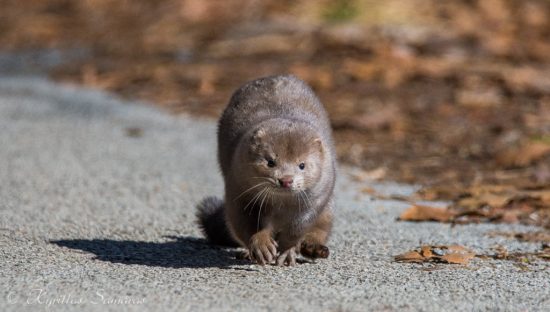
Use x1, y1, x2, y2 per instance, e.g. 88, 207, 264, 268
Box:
0, 76, 548, 312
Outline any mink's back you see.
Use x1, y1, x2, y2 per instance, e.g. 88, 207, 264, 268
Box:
217, 75, 333, 173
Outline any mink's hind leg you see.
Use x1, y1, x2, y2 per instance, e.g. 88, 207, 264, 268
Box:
300, 206, 333, 259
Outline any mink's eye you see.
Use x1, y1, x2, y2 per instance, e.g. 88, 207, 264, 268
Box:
267, 159, 276, 168
299, 163, 305, 170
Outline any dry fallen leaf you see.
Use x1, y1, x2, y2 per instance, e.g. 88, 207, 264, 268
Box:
361, 187, 376, 195
446, 245, 470, 252
395, 245, 476, 265
420, 246, 433, 258
482, 245, 550, 262
350, 167, 387, 182
399, 205, 454, 222
497, 142, 550, 168
394, 250, 424, 263
416, 185, 464, 201
440, 252, 475, 264
515, 232, 550, 243
490, 231, 550, 243
413, 182, 550, 228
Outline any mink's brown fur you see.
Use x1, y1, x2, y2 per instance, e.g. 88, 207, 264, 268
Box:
197, 75, 336, 266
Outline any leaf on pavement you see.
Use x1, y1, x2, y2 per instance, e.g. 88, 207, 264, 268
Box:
483, 244, 550, 262
398, 205, 454, 222
395, 245, 476, 265
440, 252, 475, 264
515, 232, 550, 243
420, 246, 433, 258
497, 142, 550, 168
414, 183, 550, 228
394, 250, 424, 263
490, 231, 550, 243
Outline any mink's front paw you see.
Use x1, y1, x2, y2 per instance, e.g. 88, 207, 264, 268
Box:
276, 247, 297, 266
236, 249, 251, 261
249, 232, 278, 265
300, 242, 330, 259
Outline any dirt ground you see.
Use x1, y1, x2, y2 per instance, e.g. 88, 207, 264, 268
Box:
1, 0, 549, 229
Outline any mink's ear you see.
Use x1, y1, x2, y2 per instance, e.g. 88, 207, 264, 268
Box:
251, 128, 266, 144
314, 138, 324, 152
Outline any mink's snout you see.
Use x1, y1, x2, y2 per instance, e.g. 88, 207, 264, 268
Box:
278, 175, 294, 188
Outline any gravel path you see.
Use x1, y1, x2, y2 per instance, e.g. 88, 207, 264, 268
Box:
0, 77, 548, 312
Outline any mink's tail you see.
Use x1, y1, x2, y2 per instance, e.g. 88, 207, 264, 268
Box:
196, 196, 239, 247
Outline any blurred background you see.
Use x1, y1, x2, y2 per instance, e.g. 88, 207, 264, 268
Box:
1, 0, 549, 227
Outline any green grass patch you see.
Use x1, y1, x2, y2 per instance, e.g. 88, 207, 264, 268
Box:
322, 0, 359, 23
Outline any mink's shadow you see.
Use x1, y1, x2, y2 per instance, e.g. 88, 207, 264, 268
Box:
50, 236, 245, 269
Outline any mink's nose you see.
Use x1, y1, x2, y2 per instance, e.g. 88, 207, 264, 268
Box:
278, 176, 294, 188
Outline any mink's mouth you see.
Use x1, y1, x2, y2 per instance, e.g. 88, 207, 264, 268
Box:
273, 187, 302, 195
274, 187, 292, 192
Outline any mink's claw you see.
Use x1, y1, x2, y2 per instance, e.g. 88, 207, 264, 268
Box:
236, 250, 251, 261
249, 233, 278, 265
276, 247, 297, 266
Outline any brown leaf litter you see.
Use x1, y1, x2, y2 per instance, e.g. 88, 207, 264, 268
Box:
394, 245, 476, 265
397, 184, 550, 228
487, 231, 550, 243
478, 244, 550, 263
1, 0, 550, 228
398, 205, 453, 223
395, 244, 550, 266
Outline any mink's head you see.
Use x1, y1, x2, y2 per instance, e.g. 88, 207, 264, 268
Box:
244, 121, 324, 194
